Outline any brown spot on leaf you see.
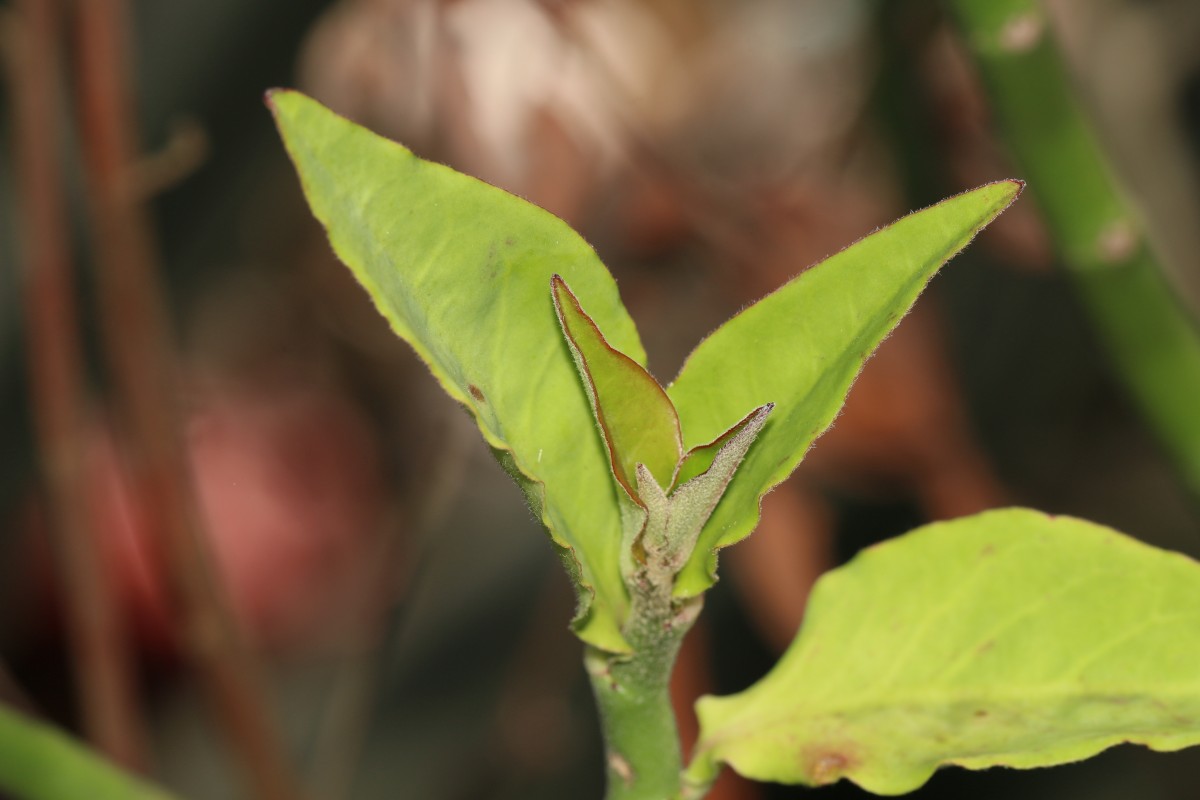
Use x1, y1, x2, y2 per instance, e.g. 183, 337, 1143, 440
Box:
468, 384, 486, 403
806, 749, 856, 785
485, 243, 502, 280
974, 709, 989, 718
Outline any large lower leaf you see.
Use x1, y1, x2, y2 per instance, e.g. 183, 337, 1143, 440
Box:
269, 90, 644, 652
691, 509, 1200, 795
0, 705, 174, 800
666, 181, 1022, 597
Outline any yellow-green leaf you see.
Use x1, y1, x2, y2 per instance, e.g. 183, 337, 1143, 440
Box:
667, 181, 1023, 598
269, 90, 644, 652
691, 509, 1200, 795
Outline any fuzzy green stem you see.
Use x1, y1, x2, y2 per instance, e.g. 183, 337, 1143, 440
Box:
947, 0, 1200, 497
585, 585, 701, 800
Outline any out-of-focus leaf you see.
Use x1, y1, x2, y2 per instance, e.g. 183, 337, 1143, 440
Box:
667, 181, 1023, 598
269, 90, 644, 652
0, 705, 175, 800
691, 509, 1200, 795
552, 275, 681, 499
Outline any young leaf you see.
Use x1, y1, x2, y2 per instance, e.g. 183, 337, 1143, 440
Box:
552, 275, 682, 499
0, 705, 175, 800
667, 181, 1023, 598
631, 405, 772, 578
269, 90, 645, 652
672, 405, 768, 490
690, 509, 1200, 795
653, 404, 773, 572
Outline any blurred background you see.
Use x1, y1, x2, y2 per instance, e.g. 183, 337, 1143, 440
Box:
3, 0, 1200, 798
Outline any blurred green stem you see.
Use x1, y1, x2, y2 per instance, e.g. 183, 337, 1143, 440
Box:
0, 704, 174, 800
946, 0, 1200, 496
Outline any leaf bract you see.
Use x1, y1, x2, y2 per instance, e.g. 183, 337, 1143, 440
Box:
552, 275, 682, 499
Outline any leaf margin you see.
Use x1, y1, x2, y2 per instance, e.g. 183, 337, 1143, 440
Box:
666, 179, 1025, 599
690, 507, 1200, 795
267, 88, 645, 652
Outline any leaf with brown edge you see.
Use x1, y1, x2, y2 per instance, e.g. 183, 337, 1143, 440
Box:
672, 404, 772, 491
552, 275, 682, 499
646, 404, 773, 574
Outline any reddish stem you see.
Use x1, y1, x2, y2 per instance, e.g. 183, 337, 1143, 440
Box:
68, 1, 302, 798
4, 0, 146, 769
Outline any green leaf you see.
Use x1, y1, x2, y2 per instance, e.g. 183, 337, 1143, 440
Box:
552, 275, 682, 499
632, 404, 772, 578
671, 405, 768, 490
691, 509, 1200, 795
268, 90, 644, 652
653, 404, 772, 572
666, 181, 1023, 598
0, 705, 175, 800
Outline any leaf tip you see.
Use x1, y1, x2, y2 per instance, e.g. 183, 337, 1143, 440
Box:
994, 177, 1026, 205
263, 87, 296, 116
550, 273, 572, 314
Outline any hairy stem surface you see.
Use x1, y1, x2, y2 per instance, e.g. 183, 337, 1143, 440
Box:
586, 576, 701, 800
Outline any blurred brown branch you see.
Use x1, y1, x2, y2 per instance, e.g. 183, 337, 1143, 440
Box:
3, 0, 147, 771
67, 0, 303, 797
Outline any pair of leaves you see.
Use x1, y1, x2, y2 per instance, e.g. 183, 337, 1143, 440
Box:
689, 509, 1200, 794
269, 89, 1021, 652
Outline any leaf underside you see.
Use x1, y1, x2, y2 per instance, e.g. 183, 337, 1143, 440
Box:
667, 180, 1023, 598
672, 406, 763, 490
269, 90, 644, 652
693, 509, 1200, 795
